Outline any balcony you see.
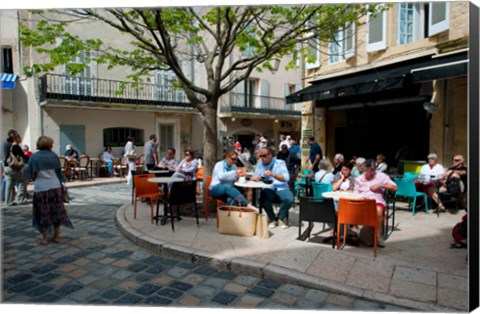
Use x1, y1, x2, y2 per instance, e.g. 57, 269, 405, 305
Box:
219, 92, 301, 117
39, 73, 194, 109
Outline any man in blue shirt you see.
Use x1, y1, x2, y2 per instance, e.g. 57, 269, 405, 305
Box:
143, 134, 159, 170
251, 147, 293, 229
305, 136, 323, 172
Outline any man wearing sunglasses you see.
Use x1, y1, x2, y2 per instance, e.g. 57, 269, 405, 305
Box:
251, 147, 293, 229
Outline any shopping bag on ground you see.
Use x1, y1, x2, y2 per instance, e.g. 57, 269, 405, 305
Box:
255, 213, 269, 239
217, 205, 257, 237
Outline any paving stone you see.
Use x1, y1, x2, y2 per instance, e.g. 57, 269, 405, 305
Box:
144, 295, 173, 305
353, 299, 383, 310
247, 286, 274, 298
277, 283, 305, 296
111, 269, 134, 280
271, 291, 297, 306
257, 278, 281, 289
181, 273, 205, 285
77, 274, 100, 286
38, 272, 62, 282
211, 291, 237, 305
170, 281, 193, 291
143, 256, 162, 265
134, 273, 153, 282
325, 293, 356, 308
5, 273, 33, 284
127, 262, 149, 273
115, 293, 143, 305
167, 266, 190, 278
203, 277, 230, 289
304, 289, 329, 303
110, 249, 134, 259
145, 264, 166, 275
193, 265, 218, 276
102, 288, 127, 300
57, 284, 83, 296
233, 275, 258, 287
157, 287, 183, 299
178, 295, 202, 306
136, 283, 162, 296
295, 299, 322, 309
224, 282, 248, 294
31, 293, 63, 303
176, 262, 197, 269
190, 285, 217, 298
25, 285, 54, 297
8, 280, 40, 293
158, 258, 179, 267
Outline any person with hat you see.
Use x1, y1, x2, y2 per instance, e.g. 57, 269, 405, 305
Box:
63, 145, 80, 163
144, 134, 159, 170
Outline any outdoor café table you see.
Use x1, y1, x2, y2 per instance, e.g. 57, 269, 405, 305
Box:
234, 180, 273, 212
89, 157, 100, 178
148, 177, 184, 225
148, 169, 172, 177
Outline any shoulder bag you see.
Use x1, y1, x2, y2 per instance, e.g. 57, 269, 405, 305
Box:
7, 146, 24, 170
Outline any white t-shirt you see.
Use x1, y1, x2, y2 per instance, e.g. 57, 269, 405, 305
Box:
418, 163, 445, 183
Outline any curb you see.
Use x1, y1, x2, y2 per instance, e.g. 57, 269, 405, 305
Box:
115, 204, 455, 312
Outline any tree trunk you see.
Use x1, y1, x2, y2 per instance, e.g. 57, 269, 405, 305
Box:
201, 102, 217, 178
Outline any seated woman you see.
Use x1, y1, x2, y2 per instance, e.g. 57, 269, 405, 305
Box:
332, 162, 355, 191
351, 157, 366, 178
170, 149, 199, 186
209, 151, 251, 207
314, 159, 334, 184
101, 146, 115, 176
375, 154, 388, 173
417, 153, 445, 210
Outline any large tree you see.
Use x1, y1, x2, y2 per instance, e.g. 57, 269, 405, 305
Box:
20, 5, 383, 176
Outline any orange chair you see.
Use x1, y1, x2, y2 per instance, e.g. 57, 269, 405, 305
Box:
336, 198, 379, 257
205, 175, 225, 226
133, 173, 164, 224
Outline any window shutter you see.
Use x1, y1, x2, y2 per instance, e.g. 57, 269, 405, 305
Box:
260, 79, 269, 109
305, 37, 321, 69
428, 2, 449, 36
366, 9, 387, 52
344, 23, 355, 59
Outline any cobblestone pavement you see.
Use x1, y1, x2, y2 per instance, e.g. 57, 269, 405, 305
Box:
2, 183, 409, 310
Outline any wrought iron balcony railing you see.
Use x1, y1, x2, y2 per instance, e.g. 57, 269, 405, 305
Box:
39, 73, 193, 108
219, 92, 301, 116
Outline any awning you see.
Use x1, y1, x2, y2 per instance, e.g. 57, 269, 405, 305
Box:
411, 59, 468, 82
1, 73, 18, 89
286, 50, 468, 106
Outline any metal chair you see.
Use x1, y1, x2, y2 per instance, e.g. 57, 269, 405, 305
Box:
205, 175, 225, 226
337, 198, 379, 257
394, 177, 428, 215
383, 190, 396, 238
298, 196, 337, 248
157, 180, 199, 231
133, 173, 164, 224
74, 154, 90, 180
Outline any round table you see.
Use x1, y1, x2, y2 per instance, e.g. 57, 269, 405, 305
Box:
147, 177, 184, 184
148, 177, 185, 225
321, 191, 364, 201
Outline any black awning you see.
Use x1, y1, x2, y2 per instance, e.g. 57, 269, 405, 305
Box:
286, 50, 468, 105
411, 59, 468, 82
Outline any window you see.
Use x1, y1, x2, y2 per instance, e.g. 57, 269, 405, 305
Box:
64, 50, 96, 96
428, 2, 449, 36
366, 5, 387, 52
103, 127, 144, 147
305, 37, 321, 69
1, 47, 13, 73
158, 124, 174, 157
397, 3, 425, 45
154, 62, 187, 103
329, 23, 355, 63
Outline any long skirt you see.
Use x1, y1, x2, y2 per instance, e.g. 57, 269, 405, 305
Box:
32, 188, 74, 233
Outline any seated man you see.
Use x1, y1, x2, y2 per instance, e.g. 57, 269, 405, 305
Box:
64, 144, 80, 163
353, 159, 397, 246
157, 147, 178, 171
101, 146, 115, 176
251, 147, 293, 229
438, 154, 467, 207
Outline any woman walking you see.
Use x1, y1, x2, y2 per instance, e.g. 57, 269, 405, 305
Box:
23, 136, 74, 245
124, 136, 137, 185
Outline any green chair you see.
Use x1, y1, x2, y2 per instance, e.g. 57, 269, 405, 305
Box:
403, 172, 419, 179
295, 170, 312, 198
311, 182, 333, 199
394, 177, 428, 215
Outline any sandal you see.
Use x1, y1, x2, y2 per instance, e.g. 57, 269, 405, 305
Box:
450, 242, 467, 249
52, 237, 61, 243
39, 239, 48, 245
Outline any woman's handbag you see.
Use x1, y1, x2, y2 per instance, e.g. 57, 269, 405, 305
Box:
124, 150, 137, 159
7, 146, 24, 170
255, 213, 269, 239
217, 205, 258, 237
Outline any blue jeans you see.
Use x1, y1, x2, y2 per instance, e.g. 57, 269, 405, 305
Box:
260, 188, 294, 221
105, 160, 113, 175
210, 183, 248, 206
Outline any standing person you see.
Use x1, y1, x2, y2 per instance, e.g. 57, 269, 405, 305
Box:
209, 151, 251, 207
158, 147, 178, 171
305, 136, 322, 173
143, 134, 159, 170
251, 147, 293, 229
22, 144, 33, 160
332, 153, 345, 175
23, 136, 74, 245
354, 159, 397, 247
1, 129, 19, 202
4, 132, 28, 206
124, 136, 137, 185
278, 134, 291, 151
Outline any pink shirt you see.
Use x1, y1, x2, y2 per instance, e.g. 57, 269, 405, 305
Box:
354, 171, 396, 206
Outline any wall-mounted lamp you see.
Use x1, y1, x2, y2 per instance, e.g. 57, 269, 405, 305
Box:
231, 117, 236, 122
423, 102, 439, 113
270, 58, 281, 74
274, 119, 279, 123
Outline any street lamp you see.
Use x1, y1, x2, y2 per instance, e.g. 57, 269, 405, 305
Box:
270, 58, 281, 74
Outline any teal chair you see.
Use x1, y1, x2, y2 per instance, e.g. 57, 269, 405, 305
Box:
394, 177, 428, 215
403, 172, 419, 179
311, 182, 333, 199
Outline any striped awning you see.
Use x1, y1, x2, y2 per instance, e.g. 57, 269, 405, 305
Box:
1, 73, 18, 89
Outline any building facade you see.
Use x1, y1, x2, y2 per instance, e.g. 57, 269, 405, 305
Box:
288, 2, 469, 171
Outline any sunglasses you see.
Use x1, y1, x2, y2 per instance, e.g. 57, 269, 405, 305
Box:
259, 154, 268, 158
453, 159, 461, 162
185, 153, 190, 156
230, 157, 238, 161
